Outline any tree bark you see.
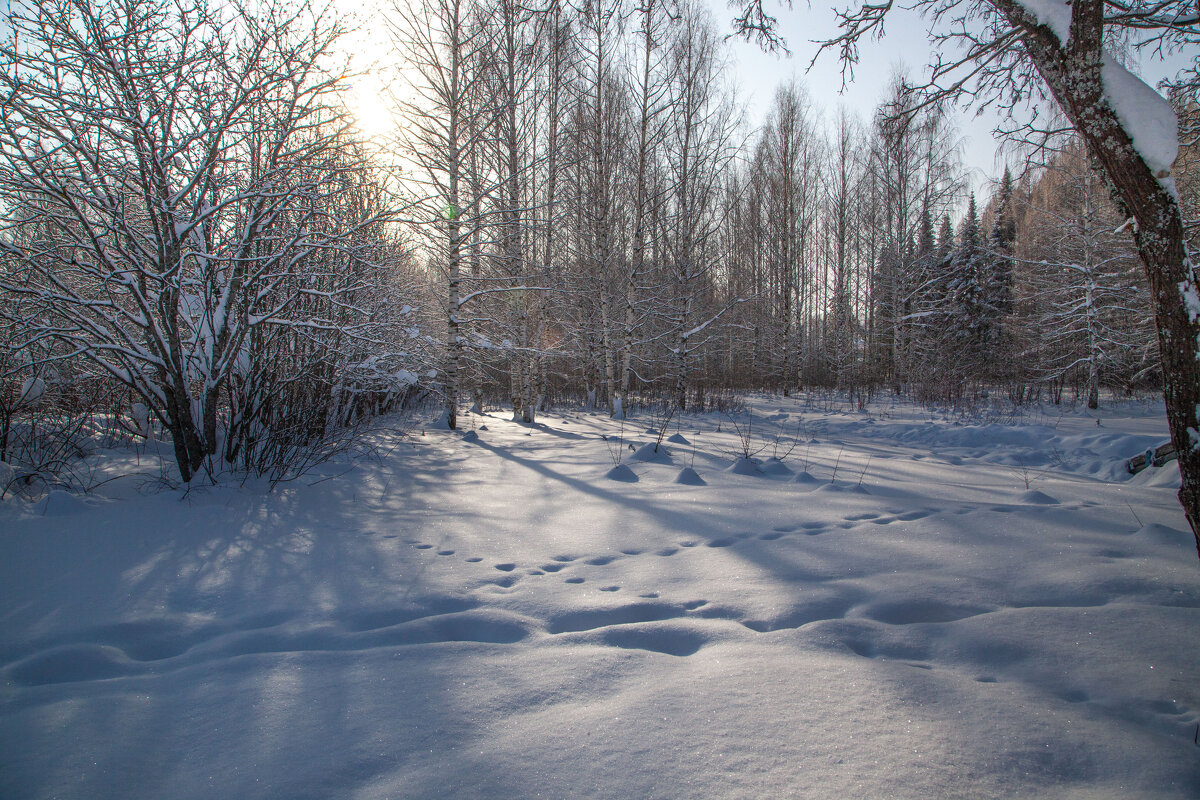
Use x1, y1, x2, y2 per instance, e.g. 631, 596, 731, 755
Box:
995, 0, 1200, 551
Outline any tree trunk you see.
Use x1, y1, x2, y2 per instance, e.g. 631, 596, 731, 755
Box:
998, 0, 1200, 551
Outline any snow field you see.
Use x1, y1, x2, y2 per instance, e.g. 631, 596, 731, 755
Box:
2, 395, 1199, 799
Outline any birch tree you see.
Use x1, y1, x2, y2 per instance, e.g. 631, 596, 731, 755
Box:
0, 0, 389, 482
393, 0, 492, 429
661, 1, 738, 410
801, 0, 1200, 551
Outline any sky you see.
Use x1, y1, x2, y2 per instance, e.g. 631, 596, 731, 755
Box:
712, 0, 1195, 197
340, 0, 1192, 201
709, 0, 1013, 194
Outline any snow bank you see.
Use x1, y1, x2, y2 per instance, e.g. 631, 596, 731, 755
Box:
1101, 53, 1179, 179
2, 397, 1197, 799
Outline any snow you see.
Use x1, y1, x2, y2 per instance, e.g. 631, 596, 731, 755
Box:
628, 442, 672, 463
1181, 279, 1200, 324
18, 377, 45, 407
2, 395, 1199, 798
1014, 0, 1072, 44
1013, 0, 1180, 180
130, 402, 151, 437
1100, 54, 1180, 179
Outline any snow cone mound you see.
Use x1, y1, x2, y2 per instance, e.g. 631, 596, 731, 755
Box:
1017, 489, 1059, 505
673, 467, 705, 485
604, 463, 638, 482
629, 443, 672, 463
461, 430, 480, 443
726, 457, 762, 476
667, 433, 690, 445
760, 458, 793, 477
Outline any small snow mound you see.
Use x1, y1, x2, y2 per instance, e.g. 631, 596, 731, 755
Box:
1135, 523, 1191, 546
726, 458, 763, 476
1017, 489, 1059, 505
666, 433, 690, 445
428, 410, 453, 430
815, 482, 870, 495
479, 425, 489, 431
605, 464, 638, 482
629, 443, 672, 463
1130, 463, 1182, 488
793, 471, 819, 485
760, 458, 794, 477
461, 430, 479, 442
35, 490, 93, 516
674, 467, 706, 485
644, 427, 659, 435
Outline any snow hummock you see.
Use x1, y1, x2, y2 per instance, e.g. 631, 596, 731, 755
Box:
726, 456, 763, 475
1, 395, 1198, 799
629, 442, 672, 463
760, 457, 794, 477
604, 463, 638, 482
1016, 488, 1060, 505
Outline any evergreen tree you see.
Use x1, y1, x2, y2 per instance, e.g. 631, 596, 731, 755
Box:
981, 168, 1016, 382
985, 168, 1016, 318
948, 194, 989, 382
935, 214, 954, 261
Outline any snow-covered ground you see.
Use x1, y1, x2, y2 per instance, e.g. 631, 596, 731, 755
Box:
3, 395, 1199, 799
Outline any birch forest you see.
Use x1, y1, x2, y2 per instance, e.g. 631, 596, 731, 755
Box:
1, 0, 1197, 485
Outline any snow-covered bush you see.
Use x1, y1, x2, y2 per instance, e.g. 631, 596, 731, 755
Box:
0, 0, 426, 484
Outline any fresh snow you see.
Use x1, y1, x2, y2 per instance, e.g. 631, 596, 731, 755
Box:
1015, 0, 1072, 43
1013, 0, 1180, 180
1100, 53, 1180, 178
2, 395, 1199, 799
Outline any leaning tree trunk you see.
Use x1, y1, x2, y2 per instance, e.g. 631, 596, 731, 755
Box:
999, 0, 1200, 555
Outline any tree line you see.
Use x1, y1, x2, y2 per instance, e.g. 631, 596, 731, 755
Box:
0, 0, 1196, 499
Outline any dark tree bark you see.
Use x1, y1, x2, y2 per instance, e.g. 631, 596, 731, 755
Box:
990, 0, 1200, 555
802, 0, 1200, 556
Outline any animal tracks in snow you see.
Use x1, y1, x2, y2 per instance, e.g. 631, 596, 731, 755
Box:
186, 497, 1179, 673
3, 600, 532, 687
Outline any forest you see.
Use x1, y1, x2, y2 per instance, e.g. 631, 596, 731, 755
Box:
1, 0, 1196, 490
4, 2, 1200, 798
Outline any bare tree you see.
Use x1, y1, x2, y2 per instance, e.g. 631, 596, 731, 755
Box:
661, 1, 739, 410
1021, 142, 1155, 407
801, 0, 1200, 549
0, 0, 390, 482
393, 0, 493, 429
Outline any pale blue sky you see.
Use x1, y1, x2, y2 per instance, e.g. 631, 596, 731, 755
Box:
710, 0, 1011, 193
342, 0, 1189, 201
712, 0, 1193, 197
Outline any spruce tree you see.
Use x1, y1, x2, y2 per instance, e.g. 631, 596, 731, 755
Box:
985, 169, 1016, 317
949, 194, 989, 383
982, 169, 1017, 382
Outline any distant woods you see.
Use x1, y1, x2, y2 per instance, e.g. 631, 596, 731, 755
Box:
0, 0, 1196, 484
393, 0, 1196, 420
